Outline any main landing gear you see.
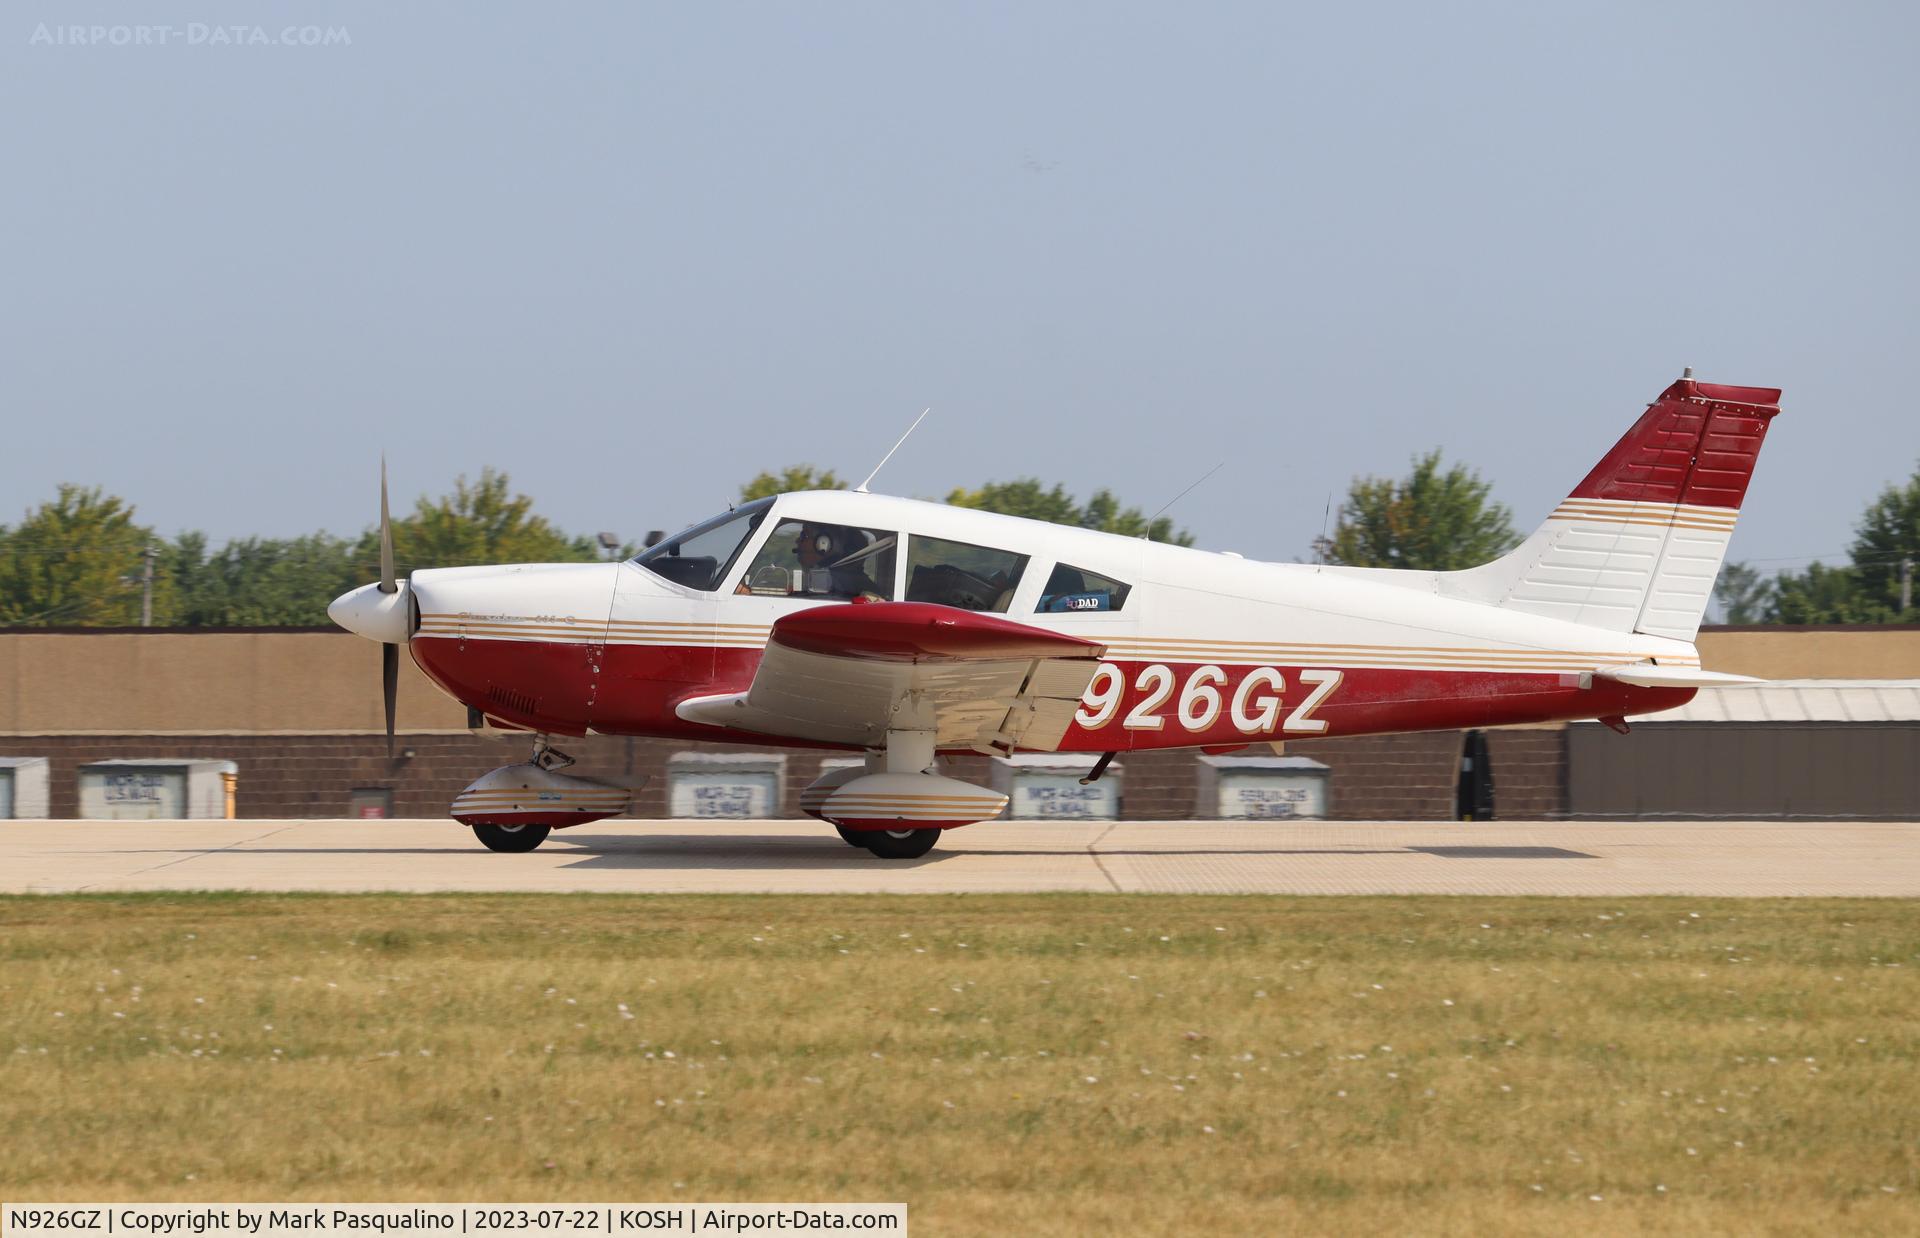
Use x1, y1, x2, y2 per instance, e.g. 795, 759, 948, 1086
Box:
802, 725, 1009, 860
833, 821, 941, 858
860, 828, 942, 859
473, 822, 551, 853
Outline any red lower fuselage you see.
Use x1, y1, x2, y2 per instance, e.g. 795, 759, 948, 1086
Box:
410, 634, 1693, 751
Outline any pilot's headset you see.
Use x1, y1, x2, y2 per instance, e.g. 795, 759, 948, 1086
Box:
802, 525, 846, 562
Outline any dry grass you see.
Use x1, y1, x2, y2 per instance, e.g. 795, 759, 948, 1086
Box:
1, 893, 1917, 1235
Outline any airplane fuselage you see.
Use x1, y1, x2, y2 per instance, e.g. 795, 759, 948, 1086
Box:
397, 490, 1696, 752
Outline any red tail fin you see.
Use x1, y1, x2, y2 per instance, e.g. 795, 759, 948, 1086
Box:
1452, 376, 1781, 642
1568, 378, 1781, 510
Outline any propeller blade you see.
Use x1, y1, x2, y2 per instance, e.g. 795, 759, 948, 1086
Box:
378, 456, 396, 595
383, 642, 399, 759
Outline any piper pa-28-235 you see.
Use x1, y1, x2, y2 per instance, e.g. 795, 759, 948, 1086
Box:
329, 374, 1777, 858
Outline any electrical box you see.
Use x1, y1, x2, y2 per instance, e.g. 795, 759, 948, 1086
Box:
77, 759, 238, 820
989, 753, 1121, 821
0, 757, 50, 818
666, 752, 788, 819
349, 787, 394, 819
1194, 754, 1331, 820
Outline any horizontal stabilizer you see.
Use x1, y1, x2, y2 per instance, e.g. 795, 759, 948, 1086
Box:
1595, 665, 1763, 689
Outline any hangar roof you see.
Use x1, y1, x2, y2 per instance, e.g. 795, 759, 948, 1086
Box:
1622, 679, 1920, 724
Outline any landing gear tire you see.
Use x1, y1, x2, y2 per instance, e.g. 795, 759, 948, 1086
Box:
834, 824, 872, 849
473, 822, 551, 853
862, 828, 940, 860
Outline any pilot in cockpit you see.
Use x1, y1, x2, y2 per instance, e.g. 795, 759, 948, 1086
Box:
737, 520, 891, 601
796, 523, 884, 598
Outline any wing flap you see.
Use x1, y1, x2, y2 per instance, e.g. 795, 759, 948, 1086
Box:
771, 601, 1105, 661
675, 602, 1106, 753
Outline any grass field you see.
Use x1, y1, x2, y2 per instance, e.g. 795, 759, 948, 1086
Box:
1, 894, 1917, 1235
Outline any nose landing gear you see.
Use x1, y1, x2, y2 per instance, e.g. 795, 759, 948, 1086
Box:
453, 736, 631, 852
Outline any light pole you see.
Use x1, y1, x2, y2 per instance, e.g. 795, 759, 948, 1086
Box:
140, 544, 158, 627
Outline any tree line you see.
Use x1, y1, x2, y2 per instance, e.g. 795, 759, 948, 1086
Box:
1320, 452, 1920, 624
0, 467, 1196, 627
0, 470, 606, 627
3, 455, 1914, 627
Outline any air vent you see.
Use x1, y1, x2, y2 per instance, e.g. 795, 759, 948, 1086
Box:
487, 685, 539, 716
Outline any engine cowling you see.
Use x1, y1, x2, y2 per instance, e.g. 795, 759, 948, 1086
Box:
451, 762, 631, 829
813, 771, 1008, 832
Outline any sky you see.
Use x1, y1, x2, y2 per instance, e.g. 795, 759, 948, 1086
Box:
3, 2, 1916, 577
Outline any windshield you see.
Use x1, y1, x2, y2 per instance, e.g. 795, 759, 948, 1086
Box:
631, 499, 772, 591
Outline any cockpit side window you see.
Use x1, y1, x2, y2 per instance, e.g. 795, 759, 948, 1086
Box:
905, 535, 1029, 613
631, 499, 772, 591
1038, 563, 1132, 613
734, 519, 898, 601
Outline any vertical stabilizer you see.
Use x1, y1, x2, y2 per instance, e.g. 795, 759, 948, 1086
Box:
1446, 376, 1780, 641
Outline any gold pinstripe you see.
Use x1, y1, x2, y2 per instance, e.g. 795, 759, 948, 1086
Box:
455, 791, 628, 800
417, 617, 1700, 672
827, 798, 1007, 806
1553, 498, 1739, 516
1546, 498, 1739, 533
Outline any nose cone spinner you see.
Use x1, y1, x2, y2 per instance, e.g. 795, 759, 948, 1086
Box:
328, 581, 414, 644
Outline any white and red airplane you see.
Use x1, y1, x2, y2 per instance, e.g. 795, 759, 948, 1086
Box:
330, 374, 1777, 857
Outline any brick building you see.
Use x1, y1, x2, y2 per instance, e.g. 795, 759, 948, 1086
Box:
3, 626, 1916, 821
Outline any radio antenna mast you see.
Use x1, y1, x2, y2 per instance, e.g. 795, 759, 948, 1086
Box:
855, 407, 931, 494
1143, 461, 1224, 540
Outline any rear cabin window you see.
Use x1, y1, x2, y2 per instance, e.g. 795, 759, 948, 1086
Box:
1038, 563, 1132, 613
905, 535, 1028, 613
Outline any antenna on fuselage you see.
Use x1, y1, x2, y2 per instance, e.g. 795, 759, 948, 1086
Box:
1142, 461, 1224, 540
854, 407, 931, 494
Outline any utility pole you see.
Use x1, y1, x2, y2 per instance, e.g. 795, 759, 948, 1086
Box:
140, 544, 157, 627
1902, 555, 1914, 615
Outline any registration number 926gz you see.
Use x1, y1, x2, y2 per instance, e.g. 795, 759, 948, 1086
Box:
6, 1213, 105, 1231
1073, 664, 1343, 736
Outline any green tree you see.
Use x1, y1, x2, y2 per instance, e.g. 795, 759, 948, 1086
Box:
1768, 562, 1886, 624
0, 485, 169, 626
1325, 449, 1520, 571
946, 479, 1195, 545
366, 468, 598, 571
1846, 461, 1920, 618
1713, 561, 1776, 625
740, 465, 845, 502
1750, 461, 1919, 625
166, 531, 361, 626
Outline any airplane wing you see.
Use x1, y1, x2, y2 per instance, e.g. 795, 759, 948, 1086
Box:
674, 601, 1107, 755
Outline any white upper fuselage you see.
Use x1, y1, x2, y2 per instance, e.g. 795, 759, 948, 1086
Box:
391, 489, 1696, 668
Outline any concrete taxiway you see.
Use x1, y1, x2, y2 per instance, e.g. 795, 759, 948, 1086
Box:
2, 818, 1917, 896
